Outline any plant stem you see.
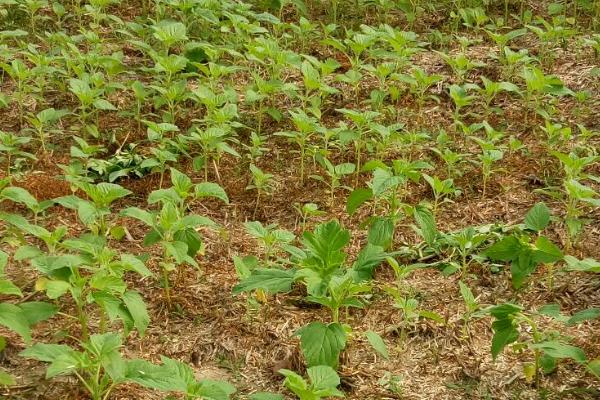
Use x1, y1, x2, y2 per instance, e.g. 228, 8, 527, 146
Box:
253, 190, 261, 219
162, 266, 172, 307
76, 301, 89, 342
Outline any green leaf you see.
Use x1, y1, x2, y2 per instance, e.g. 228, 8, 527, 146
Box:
232, 268, 295, 294
532, 236, 563, 264
530, 341, 587, 364
0, 303, 31, 343
588, 359, 600, 378
485, 236, 521, 262
539, 353, 557, 374
413, 204, 437, 245
564, 255, 600, 273
510, 250, 535, 289
20, 343, 73, 362
419, 310, 445, 323
350, 244, 387, 282
195, 182, 229, 203
0, 370, 15, 386
179, 214, 217, 229
365, 330, 389, 359
148, 188, 180, 205
459, 281, 477, 312
122, 291, 150, 337
567, 308, 600, 326
184, 46, 208, 72
110, 225, 126, 240
120, 254, 152, 278
524, 202, 551, 232
279, 369, 309, 397
93, 98, 117, 111
346, 188, 373, 215
174, 228, 203, 257
367, 217, 393, 249
538, 303, 568, 322
45, 280, 71, 299
1, 186, 38, 209
491, 317, 519, 359
302, 221, 350, 271
307, 365, 342, 393
46, 352, 81, 378
128, 356, 234, 399
19, 302, 57, 325
0, 279, 22, 297
487, 304, 522, 356
296, 322, 347, 368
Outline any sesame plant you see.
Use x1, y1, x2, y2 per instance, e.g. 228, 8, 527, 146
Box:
121, 170, 224, 306
1, 0, 600, 398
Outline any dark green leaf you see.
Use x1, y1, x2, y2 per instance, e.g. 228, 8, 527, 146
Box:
485, 236, 521, 262
346, 188, 372, 215
232, 268, 295, 294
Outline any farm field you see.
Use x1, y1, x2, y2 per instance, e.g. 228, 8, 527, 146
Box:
0, 0, 599, 399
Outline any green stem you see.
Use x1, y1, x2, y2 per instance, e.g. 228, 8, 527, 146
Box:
300, 144, 305, 184
73, 370, 96, 400
162, 266, 172, 307
76, 300, 89, 342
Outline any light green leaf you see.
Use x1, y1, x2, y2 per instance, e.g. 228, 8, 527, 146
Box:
0, 303, 31, 343
307, 365, 342, 392
530, 341, 587, 364
122, 290, 150, 337
365, 330, 389, 359
524, 202, 551, 232
195, 182, 229, 203
0, 370, 15, 386
413, 204, 437, 245
296, 322, 347, 368
20, 343, 73, 362
121, 207, 155, 226
19, 302, 57, 325
45, 280, 71, 299
567, 308, 600, 326
0, 279, 22, 297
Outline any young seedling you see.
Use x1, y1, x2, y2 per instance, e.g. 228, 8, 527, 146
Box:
458, 281, 479, 341
0, 250, 57, 347
189, 126, 241, 182
0, 130, 36, 178
246, 164, 275, 217
484, 203, 563, 289
423, 174, 461, 216
3, 184, 52, 224
275, 109, 319, 184
24, 108, 69, 154
244, 221, 295, 263
54, 182, 131, 237
485, 303, 592, 388
310, 156, 355, 205
279, 366, 344, 400
122, 187, 218, 307
438, 226, 490, 277
293, 202, 326, 231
